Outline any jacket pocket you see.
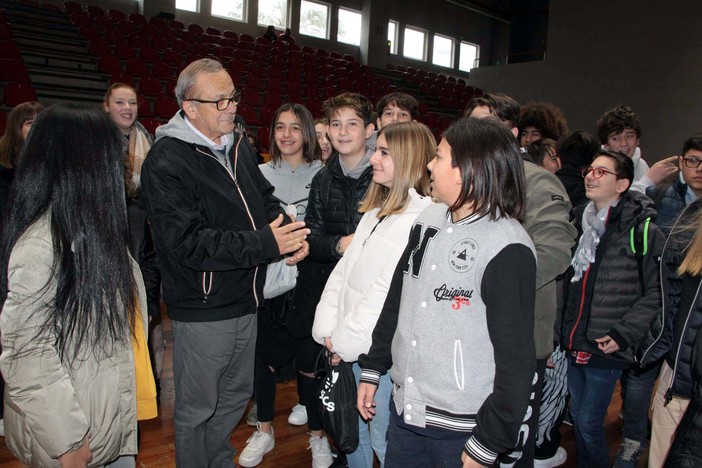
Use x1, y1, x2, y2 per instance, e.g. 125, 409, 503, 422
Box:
453, 339, 465, 391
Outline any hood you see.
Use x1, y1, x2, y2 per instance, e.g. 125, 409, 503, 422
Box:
154, 110, 236, 154
614, 189, 658, 231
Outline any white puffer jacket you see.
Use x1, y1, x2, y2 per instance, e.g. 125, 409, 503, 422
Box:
312, 189, 432, 362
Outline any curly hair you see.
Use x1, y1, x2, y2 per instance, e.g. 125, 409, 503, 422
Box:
518, 101, 569, 141
595, 105, 642, 144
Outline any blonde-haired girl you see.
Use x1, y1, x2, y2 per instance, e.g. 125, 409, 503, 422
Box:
312, 121, 434, 467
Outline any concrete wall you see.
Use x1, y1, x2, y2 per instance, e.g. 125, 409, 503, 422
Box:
469, 0, 702, 162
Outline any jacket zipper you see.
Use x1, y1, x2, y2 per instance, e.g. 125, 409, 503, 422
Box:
568, 268, 590, 350
195, 135, 262, 308
638, 227, 675, 365
201, 271, 213, 302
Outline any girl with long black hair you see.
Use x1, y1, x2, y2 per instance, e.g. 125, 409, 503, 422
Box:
0, 103, 153, 467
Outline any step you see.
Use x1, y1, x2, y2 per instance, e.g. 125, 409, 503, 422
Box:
9, 22, 81, 41
15, 34, 89, 56
28, 66, 106, 90
24, 51, 97, 72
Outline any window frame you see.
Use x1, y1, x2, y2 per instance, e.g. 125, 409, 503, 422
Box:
336, 6, 363, 46
211, 0, 247, 23
387, 19, 399, 55
299, 0, 330, 40
257, 0, 290, 29
458, 41, 480, 72
402, 25, 427, 62
175, 0, 199, 13
432, 33, 454, 68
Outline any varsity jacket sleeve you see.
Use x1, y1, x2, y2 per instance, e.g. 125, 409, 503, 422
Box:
305, 170, 343, 263
357, 246, 408, 385
465, 244, 537, 465
0, 234, 90, 459
608, 223, 665, 351
141, 146, 280, 272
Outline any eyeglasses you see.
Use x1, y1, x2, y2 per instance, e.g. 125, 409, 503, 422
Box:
188, 91, 242, 111
581, 166, 618, 179
683, 156, 702, 168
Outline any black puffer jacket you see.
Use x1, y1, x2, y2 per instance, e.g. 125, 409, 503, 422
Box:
665, 323, 702, 467
639, 199, 702, 398
562, 191, 664, 364
287, 153, 372, 338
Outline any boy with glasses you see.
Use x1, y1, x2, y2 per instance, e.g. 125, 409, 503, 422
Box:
614, 135, 702, 468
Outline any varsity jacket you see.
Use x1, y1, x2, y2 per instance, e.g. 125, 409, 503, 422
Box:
312, 189, 432, 362
359, 204, 537, 466
141, 111, 284, 322
523, 161, 577, 359
562, 191, 664, 363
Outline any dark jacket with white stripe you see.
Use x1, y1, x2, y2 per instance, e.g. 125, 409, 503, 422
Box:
141, 111, 284, 322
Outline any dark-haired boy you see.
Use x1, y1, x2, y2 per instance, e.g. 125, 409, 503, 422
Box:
287, 92, 375, 466
614, 134, 702, 468
464, 93, 576, 467
555, 130, 600, 208
375, 92, 419, 129
596, 105, 678, 192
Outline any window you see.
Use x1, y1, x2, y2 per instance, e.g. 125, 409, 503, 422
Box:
176, 0, 198, 12
212, 0, 245, 21
258, 0, 288, 29
337, 7, 362, 46
432, 34, 453, 68
459, 41, 479, 71
387, 20, 398, 54
403, 26, 426, 61
299, 0, 329, 39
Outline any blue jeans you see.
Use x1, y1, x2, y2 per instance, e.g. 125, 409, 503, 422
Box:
568, 362, 622, 468
620, 359, 661, 444
347, 362, 391, 468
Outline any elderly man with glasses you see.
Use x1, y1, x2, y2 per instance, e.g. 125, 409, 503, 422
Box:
141, 58, 310, 468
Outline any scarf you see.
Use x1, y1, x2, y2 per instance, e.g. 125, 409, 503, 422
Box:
570, 201, 615, 282
124, 121, 153, 197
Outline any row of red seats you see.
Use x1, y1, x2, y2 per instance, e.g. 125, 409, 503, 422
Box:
0, 11, 38, 107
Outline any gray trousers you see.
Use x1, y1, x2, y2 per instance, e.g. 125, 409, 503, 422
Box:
172, 314, 257, 468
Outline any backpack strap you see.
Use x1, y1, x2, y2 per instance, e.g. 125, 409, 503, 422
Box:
630, 216, 651, 296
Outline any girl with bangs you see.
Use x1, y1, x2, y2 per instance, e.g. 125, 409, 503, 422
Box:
355, 117, 537, 467
312, 121, 434, 467
239, 103, 324, 468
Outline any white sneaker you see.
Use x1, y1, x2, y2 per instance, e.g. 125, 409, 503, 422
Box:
308, 434, 333, 468
288, 403, 308, 426
534, 446, 567, 468
238, 423, 275, 467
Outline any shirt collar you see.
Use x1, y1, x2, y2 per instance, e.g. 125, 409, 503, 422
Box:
184, 117, 228, 152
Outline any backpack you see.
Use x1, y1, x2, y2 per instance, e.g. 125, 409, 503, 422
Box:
630, 216, 652, 296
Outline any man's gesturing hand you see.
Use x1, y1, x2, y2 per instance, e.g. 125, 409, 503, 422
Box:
270, 214, 310, 256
